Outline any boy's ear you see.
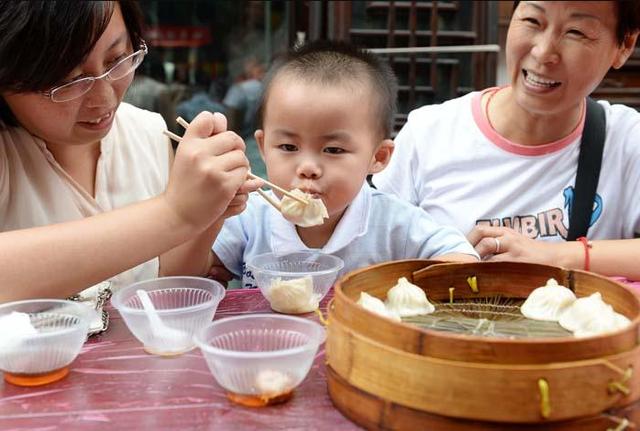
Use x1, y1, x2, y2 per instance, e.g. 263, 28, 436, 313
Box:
368, 139, 394, 174
613, 31, 639, 69
255, 129, 266, 158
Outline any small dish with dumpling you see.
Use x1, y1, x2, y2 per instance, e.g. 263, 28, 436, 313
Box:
248, 251, 344, 314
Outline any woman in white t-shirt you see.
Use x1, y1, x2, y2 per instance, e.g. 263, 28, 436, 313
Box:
374, 1, 640, 279
0, 1, 260, 302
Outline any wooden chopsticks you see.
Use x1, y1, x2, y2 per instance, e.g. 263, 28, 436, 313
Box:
164, 117, 308, 205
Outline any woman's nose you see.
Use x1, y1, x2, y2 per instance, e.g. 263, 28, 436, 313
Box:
531, 31, 560, 65
83, 78, 116, 108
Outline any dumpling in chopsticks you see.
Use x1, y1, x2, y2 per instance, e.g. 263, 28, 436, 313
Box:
385, 277, 435, 317
280, 189, 328, 227
356, 292, 401, 322
520, 278, 576, 321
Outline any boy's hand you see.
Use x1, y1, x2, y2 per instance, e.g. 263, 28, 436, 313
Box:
163, 111, 250, 232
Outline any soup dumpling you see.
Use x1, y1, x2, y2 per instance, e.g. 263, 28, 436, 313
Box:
356, 292, 401, 322
520, 278, 576, 321
385, 277, 435, 317
559, 292, 611, 332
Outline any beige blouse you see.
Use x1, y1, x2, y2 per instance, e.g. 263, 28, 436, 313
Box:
0, 102, 171, 294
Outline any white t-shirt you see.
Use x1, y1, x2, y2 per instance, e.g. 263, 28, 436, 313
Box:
0, 102, 171, 292
213, 184, 478, 289
373, 89, 640, 241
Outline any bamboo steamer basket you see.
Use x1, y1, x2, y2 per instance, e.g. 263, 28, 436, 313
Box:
326, 260, 640, 428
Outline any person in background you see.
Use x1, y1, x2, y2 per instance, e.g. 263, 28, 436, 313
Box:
208, 41, 478, 288
123, 50, 167, 113
373, 1, 640, 279
0, 1, 260, 303
223, 57, 267, 178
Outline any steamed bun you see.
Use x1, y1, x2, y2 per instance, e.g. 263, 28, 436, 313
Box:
267, 276, 319, 314
559, 292, 631, 337
280, 189, 328, 227
385, 277, 435, 317
356, 292, 401, 322
520, 278, 576, 321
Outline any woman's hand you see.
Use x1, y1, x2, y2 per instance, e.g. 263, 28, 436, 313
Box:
221, 175, 263, 220
466, 225, 571, 266
163, 111, 258, 232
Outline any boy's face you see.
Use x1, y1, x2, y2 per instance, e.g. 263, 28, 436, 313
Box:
256, 75, 393, 227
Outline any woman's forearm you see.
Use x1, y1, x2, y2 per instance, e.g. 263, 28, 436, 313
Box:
0, 195, 199, 302
556, 238, 640, 280
158, 219, 224, 277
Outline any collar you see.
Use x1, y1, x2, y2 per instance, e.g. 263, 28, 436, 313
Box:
270, 183, 372, 254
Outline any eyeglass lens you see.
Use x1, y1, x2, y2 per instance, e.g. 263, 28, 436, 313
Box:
51, 50, 145, 102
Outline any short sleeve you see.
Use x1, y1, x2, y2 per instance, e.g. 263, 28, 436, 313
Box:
622, 119, 640, 237
213, 215, 250, 278
404, 207, 479, 259
371, 115, 419, 205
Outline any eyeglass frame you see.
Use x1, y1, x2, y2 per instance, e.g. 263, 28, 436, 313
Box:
42, 41, 148, 103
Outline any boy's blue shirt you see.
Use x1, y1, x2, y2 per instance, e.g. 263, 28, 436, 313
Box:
213, 184, 478, 289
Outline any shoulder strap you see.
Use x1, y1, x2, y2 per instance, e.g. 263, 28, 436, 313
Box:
566, 98, 606, 241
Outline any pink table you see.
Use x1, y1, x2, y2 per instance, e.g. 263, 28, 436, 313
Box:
3, 280, 640, 430
0, 289, 361, 430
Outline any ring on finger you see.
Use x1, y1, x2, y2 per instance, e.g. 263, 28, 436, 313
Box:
493, 237, 501, 254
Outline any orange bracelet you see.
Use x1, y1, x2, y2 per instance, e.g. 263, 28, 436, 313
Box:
576, 236, 592, 271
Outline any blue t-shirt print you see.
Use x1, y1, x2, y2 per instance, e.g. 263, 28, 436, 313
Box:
563, 186, 603, 228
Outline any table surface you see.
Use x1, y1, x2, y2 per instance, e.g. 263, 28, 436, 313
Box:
3, 280, 640, 431
0, 289, 361, 431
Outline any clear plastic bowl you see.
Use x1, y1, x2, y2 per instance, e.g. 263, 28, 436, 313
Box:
247, 251, 344, 314
0, 299, 94, 386
111, 277, 225, 356
194, 314, 326, 406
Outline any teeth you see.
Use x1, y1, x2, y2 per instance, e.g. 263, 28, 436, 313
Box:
87, 113, 110, 124
524, 70, 560, 87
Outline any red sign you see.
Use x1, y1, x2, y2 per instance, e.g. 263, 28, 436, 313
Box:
144, 25, 212, 48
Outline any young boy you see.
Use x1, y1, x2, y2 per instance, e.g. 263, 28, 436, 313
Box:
210, 41, 478, 288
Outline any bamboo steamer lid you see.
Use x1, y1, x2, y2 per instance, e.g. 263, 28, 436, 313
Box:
326, 260, 640, 426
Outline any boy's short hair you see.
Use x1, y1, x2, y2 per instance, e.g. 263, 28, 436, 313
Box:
257, 40, 398, 139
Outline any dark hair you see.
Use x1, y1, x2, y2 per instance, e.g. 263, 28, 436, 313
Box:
257, 40, 398, 140
513, 1, 640, 44
0, 1, 144, 127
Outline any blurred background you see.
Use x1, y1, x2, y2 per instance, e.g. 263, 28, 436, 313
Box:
126, 1, 640, 177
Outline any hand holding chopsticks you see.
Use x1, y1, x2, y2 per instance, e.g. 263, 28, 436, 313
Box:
165, 116, 308, 206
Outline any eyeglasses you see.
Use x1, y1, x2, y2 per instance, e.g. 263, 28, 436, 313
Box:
43, 42, 148, 103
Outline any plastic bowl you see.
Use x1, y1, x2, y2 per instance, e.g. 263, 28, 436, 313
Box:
111, 277, 225, 356
194, 314, 326, 406
0, 299, 94, 386
247, 251, 344, 314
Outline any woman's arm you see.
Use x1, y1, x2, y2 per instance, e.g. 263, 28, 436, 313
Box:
0, 196, 198, 302
157, 114, 261, 277
468, 225, 640, 280
435, 253, 480, 263
0, 112, 252, 302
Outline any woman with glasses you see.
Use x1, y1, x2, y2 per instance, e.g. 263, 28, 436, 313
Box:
0, 1, 260, 303
374, 1, 640, 280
